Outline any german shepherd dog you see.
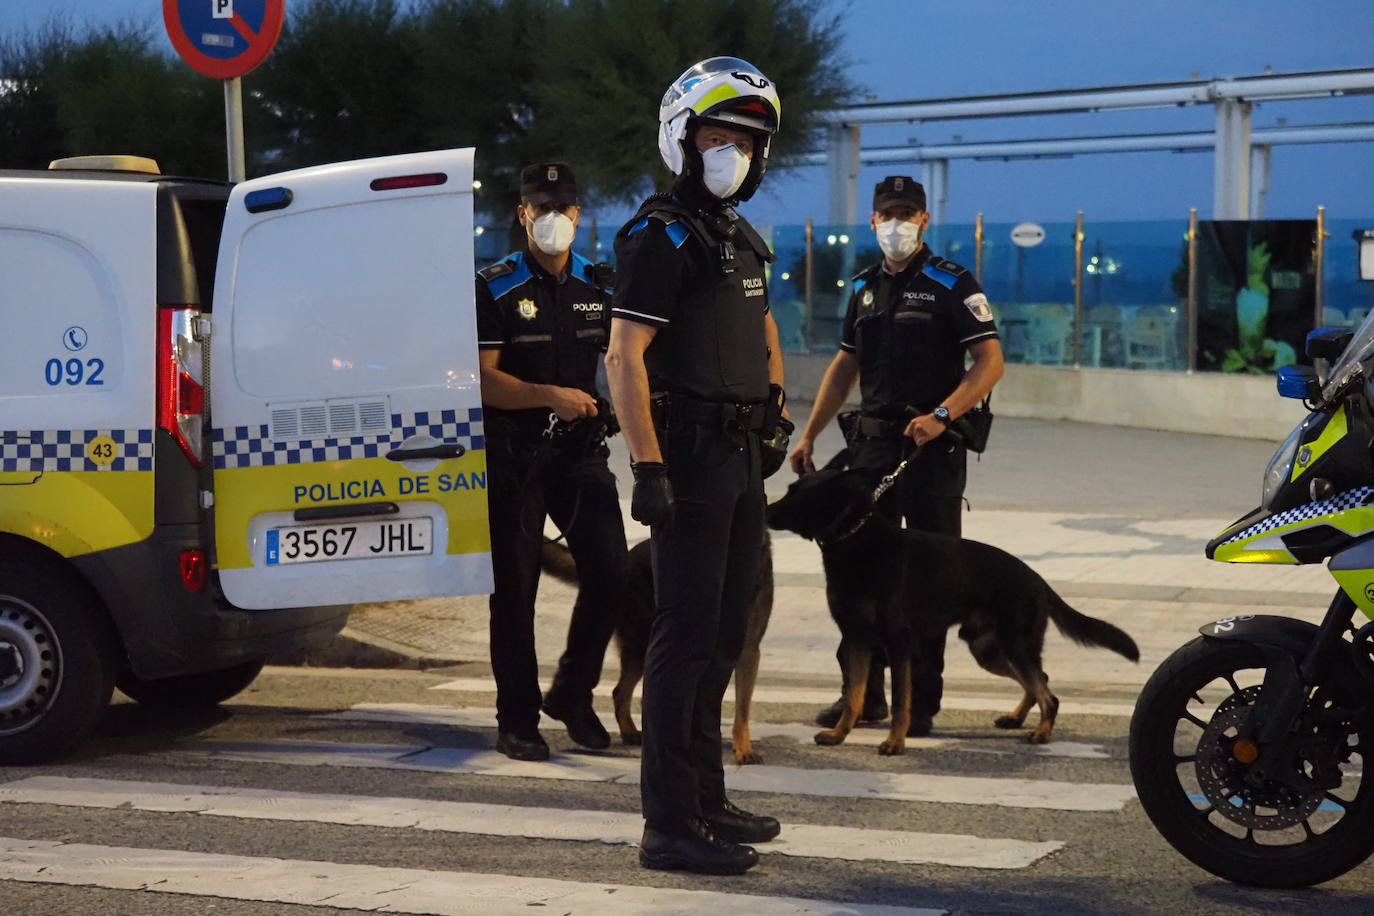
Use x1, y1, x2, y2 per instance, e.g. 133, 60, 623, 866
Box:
765, 463, 1139, 755
540, 532, 774, 764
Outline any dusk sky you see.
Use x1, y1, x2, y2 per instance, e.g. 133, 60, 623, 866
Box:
3, 0, 1372, 228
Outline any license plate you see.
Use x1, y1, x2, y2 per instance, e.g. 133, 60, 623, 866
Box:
265, 518, 432, 566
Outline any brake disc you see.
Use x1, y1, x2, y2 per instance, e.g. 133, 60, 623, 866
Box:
1195, 686, 1324, 829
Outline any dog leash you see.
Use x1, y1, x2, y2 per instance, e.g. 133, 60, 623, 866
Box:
819, 448, 920, 546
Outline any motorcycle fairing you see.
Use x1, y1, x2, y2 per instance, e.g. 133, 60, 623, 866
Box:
1209, 486, 1374, 565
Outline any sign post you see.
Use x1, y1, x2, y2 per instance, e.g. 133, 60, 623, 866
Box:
163, 0, 286, 183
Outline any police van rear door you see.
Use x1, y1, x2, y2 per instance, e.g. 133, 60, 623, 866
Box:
210, 149, 491, 610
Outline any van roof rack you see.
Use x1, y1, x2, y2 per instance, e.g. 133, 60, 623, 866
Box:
49, 155, 161, 174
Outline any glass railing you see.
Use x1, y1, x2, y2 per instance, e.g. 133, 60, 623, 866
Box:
471, 214, 1374, 374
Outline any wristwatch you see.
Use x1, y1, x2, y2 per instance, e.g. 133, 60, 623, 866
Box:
932, 406, 952, 426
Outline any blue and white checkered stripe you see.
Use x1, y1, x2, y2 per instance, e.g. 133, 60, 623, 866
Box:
0, 429, 155, 472
212, 408, 485, 470
1222, 486, 1374, 545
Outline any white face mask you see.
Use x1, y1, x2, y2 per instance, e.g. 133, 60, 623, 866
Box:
876, 218, 923, 262
530, 210, 576, 256
701, 143, 751, 200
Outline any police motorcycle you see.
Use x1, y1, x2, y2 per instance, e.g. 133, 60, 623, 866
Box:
1129, 318, 1374, 887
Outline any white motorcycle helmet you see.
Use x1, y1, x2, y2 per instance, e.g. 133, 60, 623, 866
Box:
658, 56, 780, 202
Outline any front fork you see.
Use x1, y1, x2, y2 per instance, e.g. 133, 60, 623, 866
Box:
1245, 590, 1359, 789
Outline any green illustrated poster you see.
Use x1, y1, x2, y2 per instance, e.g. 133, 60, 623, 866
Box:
1196, 220, 1317, 373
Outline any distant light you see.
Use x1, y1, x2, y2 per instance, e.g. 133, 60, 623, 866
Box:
826, 234, 837, 245
472, 180, 482, 190
838, 234, 850, 244
474, 226, 485, 236
780, 272, 791, 280
836, 280, 845, 288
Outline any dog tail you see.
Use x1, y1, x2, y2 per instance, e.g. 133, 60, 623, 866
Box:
539, 541, 580, 585
1047, 592, 1140, 662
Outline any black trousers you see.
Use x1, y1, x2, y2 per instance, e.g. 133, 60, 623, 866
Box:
641, 420, 764, 832
487, 431, 628, 735
840, 434, 967, 724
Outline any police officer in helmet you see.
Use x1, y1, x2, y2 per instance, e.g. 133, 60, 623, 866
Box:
476, 162, 628, 761
606, 57, 791, 875
789, 175, 1005, 738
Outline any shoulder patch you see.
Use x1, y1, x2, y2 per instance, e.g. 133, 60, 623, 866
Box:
481, 253, 533, 300
963, 292, 994, 322
921, 260, 960, 290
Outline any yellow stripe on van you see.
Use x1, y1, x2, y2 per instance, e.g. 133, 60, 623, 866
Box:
0, 470, 154, 557
212, 452, 490, 570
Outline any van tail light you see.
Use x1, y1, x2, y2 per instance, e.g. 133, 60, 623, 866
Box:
179, 549, 208, 592
157, 308, 205, 468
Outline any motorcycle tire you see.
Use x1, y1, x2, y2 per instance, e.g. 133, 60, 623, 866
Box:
1130, 635, 1374, 888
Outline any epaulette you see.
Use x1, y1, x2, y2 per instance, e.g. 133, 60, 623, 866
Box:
921, 257, 963, 290
628, 210, 691, 248
477, 260, 517, 282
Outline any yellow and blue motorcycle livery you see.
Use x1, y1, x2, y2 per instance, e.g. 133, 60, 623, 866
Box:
1130, 322, 1374, 888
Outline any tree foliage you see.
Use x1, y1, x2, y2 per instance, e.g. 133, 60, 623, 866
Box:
0, 0, 862, 217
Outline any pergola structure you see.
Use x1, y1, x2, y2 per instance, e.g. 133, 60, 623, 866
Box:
818, 68, 1374, 224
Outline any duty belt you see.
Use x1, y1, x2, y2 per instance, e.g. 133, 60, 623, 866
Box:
653, 392, 768, 432
857, 415, 908, 439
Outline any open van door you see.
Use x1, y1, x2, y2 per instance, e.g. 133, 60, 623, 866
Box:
210, 149, 491, 610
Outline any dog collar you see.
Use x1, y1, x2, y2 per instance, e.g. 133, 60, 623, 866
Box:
815, 507, 874, 546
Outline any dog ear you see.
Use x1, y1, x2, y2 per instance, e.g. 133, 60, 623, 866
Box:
848, 463, 887, 490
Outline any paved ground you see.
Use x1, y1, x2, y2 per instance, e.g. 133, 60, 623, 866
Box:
4, 412, 1370, 914
339, 411, 1334, 681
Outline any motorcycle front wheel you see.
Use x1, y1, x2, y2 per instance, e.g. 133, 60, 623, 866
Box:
1130, 636, 1374, 888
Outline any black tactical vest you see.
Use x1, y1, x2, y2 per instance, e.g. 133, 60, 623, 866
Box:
629, 195, 773, 404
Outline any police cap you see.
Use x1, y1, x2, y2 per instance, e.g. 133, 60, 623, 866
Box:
873, 175, 926, 213
520, 162, 579, 207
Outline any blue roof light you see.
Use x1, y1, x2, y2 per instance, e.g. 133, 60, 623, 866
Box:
244, 187, 293, 213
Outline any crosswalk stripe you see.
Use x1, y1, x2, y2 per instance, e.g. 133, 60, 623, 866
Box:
0, 777, 1064, 870
317, 702, 1113, 759
428, 677, 1139, 717
189, 739, 1136, 811
0, 836, 944, 915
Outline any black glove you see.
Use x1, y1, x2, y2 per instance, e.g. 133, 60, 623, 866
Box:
759, 416, 794, 479
630, 461, 674, 529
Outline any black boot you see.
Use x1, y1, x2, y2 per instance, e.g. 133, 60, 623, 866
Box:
495, 729, 549, 761
541, 697, 610, 750
639, 818, 759, 875
704, 798, 781, 844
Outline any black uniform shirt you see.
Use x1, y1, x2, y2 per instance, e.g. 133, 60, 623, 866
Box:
612, 200, 772, 403
840, 245, 998, 416
475, 249, 611, 415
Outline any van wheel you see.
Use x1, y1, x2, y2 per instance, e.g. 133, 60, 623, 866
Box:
0, 561, 115, 765
117, 660, 264, 710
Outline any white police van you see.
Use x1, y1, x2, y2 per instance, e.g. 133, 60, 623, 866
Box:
0, 150, 492, 763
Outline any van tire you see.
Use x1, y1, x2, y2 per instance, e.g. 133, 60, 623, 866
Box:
117, 660, 264, 710
0, 559, 115, 765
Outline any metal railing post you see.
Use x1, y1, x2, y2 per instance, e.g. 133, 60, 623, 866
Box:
804, 217, 814, 350
1073, 210, 1085, 366
1187, 207, 1199, 372
974, 212, 984, 284
1315, 205, 1327, 327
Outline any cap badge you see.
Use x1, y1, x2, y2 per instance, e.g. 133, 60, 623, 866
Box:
894, 178, 904, 190
547, 167, 558, 182
517, 298, 538, 320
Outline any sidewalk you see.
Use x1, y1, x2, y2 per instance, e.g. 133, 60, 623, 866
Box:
321, 412, 1333, 690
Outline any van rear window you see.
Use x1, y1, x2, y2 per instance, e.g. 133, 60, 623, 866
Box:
226, 194, 467, 400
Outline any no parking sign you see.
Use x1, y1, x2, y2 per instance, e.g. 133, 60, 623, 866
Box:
163, 0, 285, 79
163, 1, 285, 181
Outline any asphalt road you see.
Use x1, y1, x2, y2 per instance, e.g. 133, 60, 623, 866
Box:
2, 660, 1372, 915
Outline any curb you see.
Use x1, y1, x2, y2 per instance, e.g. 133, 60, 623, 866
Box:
268, 627, 471, 670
